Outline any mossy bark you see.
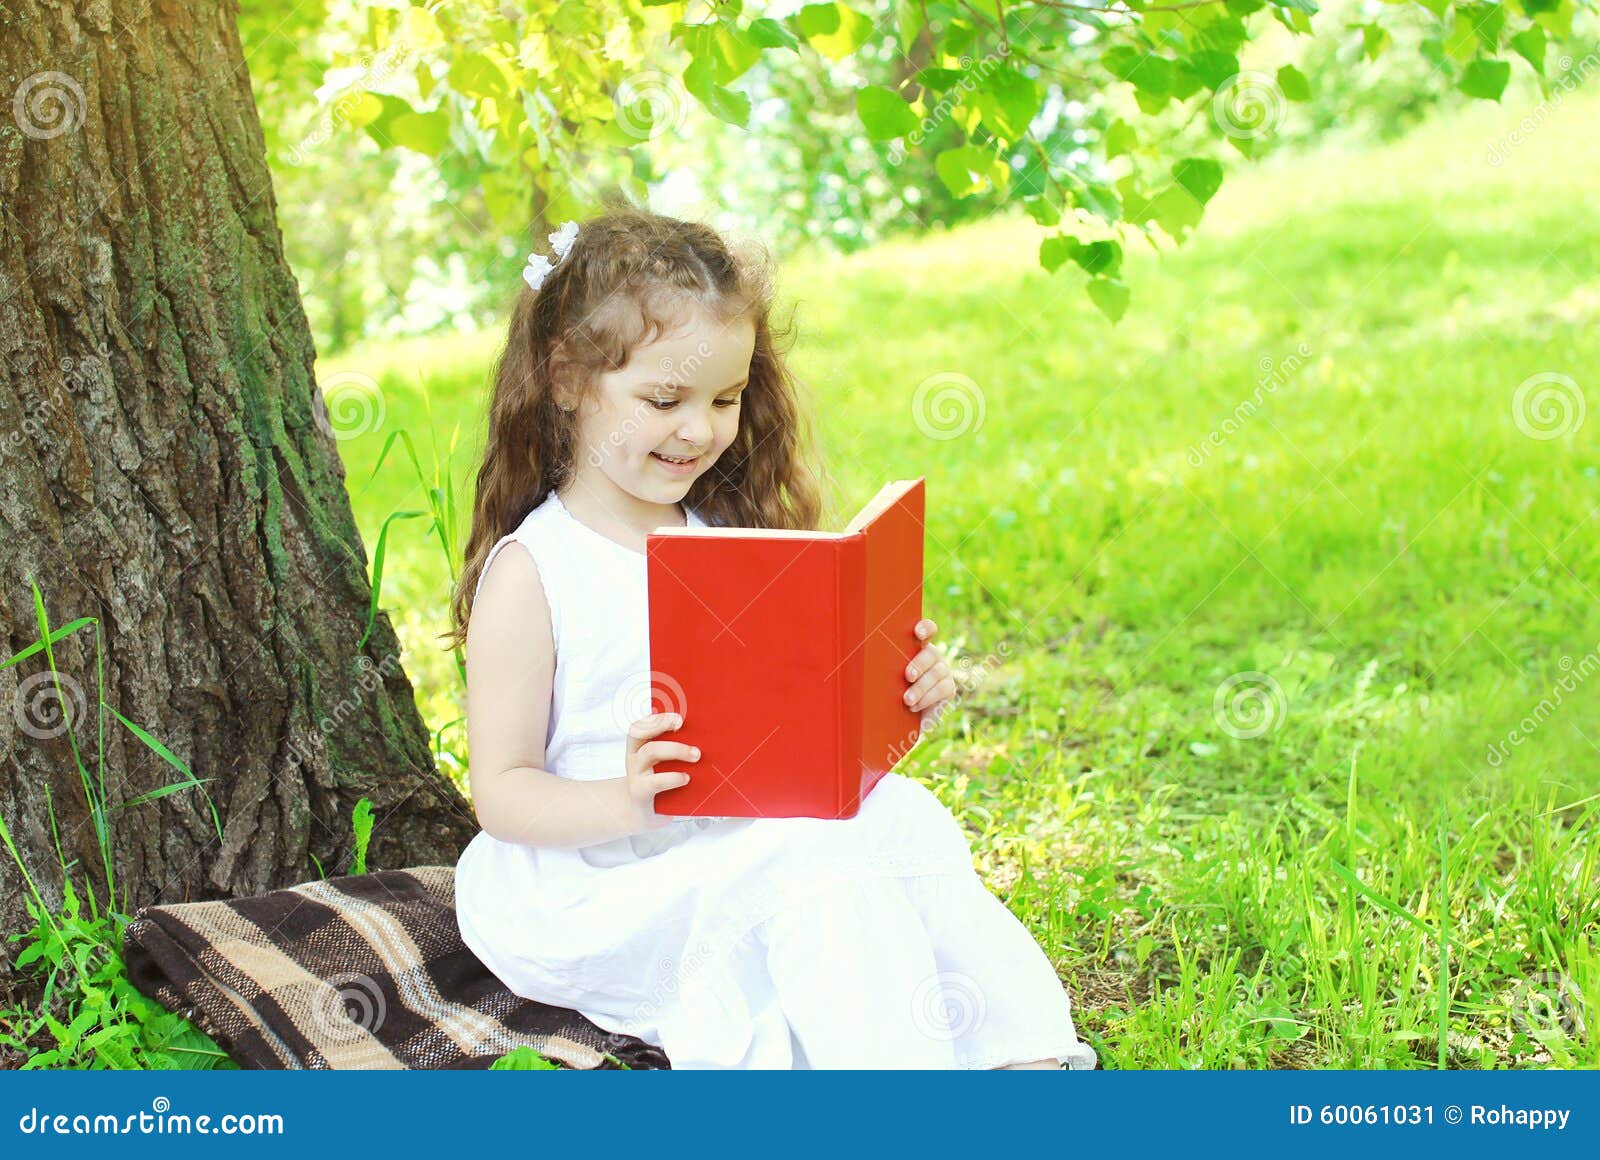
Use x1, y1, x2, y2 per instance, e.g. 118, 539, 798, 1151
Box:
0, 0, 476, 981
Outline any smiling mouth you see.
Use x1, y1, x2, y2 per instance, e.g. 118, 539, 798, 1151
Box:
652, 452, 700, 464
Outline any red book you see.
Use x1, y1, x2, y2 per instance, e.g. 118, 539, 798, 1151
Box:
646, 477, 927, 819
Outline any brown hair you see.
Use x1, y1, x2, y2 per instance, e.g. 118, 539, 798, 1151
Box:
443, 205, 830, 652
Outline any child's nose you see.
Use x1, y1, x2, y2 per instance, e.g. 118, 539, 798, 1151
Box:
679, 415, 714, 446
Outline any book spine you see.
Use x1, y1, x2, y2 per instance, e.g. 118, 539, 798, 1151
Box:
835, 533, 867, 818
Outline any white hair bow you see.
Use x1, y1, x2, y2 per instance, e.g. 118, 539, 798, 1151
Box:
523, 219, 581, 292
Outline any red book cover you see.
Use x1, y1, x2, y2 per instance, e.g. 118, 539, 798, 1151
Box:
646, 477, 927, 819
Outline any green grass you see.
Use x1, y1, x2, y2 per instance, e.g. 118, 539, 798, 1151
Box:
321, 85, 1597, 1068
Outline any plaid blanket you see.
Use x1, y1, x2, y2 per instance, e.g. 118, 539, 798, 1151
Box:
122, 865, 671, 1070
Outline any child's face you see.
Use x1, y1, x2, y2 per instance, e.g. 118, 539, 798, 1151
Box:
577, 304, 755, 507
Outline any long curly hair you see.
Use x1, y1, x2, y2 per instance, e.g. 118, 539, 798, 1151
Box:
443, 206, 830, 652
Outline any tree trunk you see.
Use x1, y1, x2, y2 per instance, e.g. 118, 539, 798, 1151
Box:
0, 0, 476, 983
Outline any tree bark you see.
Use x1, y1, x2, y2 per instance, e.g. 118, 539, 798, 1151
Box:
0, 0, 476, 982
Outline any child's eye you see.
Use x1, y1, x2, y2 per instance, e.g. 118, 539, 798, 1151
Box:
647, 398, 741, 410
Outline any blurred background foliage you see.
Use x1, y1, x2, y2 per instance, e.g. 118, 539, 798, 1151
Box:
238, 0, 1596, 357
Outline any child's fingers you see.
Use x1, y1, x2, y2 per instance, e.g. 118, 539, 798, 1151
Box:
639, 740, 700, 767
907, 675, 957, 713
904, 655, 951, 699
627, 712, 684, 746
915, 618, 938, 640
904, 645, 940, 682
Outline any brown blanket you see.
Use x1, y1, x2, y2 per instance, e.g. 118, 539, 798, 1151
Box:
122, 865, 671, 1070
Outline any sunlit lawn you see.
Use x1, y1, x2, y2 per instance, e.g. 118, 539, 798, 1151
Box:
322, 86, 1600, 1068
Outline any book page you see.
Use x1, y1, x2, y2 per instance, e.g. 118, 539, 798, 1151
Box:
843, 479, 919, 534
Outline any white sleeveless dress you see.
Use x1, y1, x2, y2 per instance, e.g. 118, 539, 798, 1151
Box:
454, 488, 1098, 1070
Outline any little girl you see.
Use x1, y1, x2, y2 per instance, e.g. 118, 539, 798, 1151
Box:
446, 207, 1097, 1071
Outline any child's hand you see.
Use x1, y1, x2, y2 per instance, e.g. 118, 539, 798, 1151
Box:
622, 711, 698, 833
904, 618, 957, 729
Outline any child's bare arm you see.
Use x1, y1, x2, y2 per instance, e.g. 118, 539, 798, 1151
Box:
465, 542, 642, 848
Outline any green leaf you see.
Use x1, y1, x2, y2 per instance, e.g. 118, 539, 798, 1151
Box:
915, 67, 965, 92
1460, 1, 1507, 52
360, 510, 430, 650
682, 56, 751, 127
449, 49, 516, 100
1458, 57, 1511, 99
1186, 50, 1240, 90
1274, 0, 1320, 10
1071, 181, 1121, 224
1361, 23, 1392, 61
1172, 157, 1224, 206
1277, 7, 1316, 34
1444, 12, 1480, 61
116, 776, 218, 812
856, 85, 919, 140
1024, 196, 1061, 227
108, 707, 224, 841
896, 0, 924, 54
1277, 63, 1312, 100
2, 617, 95, 671
971, 66, 1040, 144
794, 2, 873, 61
387, 110, 451, 156
1040, 236, 1077, 273
935, 145, 1007, 198
1328, 859, 1433, 933
1149, 184, 1204, 239
1074, 240, 1122, 277
337, 92, 384, 131
1102, 46, 1176, 97
672, 22, 762, 84
715, 24, 765, 83
1105, 118, 1138, 159
942, 18, 977, 58
481, 169, 531, 233
1191, 14, 1251, 55
349, 798, 374, 876
1510, 24, 1546, 73
490, 1045, 562, 1070
107, 708, 193, 777
1087, 278, 1130, 323
748, 17, 800, 51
